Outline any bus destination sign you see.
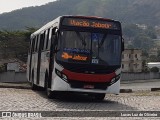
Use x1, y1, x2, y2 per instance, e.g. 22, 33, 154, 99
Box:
62, 17, 120, 30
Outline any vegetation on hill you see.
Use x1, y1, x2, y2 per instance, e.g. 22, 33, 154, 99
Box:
0, 0, 160, 30
123, 24, 156, 50
0, 0, 160, 63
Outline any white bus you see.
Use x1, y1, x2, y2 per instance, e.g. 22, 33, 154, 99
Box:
27, 15, 124, 100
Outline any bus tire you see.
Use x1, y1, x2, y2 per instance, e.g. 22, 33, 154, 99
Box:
45, 72, 56, 99
94, 93, 105, 101
31, 70, 38, 90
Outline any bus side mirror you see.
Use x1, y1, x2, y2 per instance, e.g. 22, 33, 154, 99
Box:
54, 49, 60, 53
122, 38, 124, 52
54, 29, 60, 53
55, 29, 59, 39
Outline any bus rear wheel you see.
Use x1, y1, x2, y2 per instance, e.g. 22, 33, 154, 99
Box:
31, 70, 38, 90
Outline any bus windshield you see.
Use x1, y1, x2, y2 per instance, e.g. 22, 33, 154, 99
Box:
57, 30, 121, 66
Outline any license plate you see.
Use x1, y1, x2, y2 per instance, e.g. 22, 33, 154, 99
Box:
84, 85, 94, 89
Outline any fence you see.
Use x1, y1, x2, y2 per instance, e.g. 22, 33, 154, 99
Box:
0, 71, 160, 83
121, 72, 160, 81
0, 71, 27, 82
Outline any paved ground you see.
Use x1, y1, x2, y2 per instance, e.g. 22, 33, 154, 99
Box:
0, 80, 160, 120
0, 87, 160, 120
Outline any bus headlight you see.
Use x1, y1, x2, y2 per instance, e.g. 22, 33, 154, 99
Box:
62, 74, 68, 81
110, 78, 116, 84
110, 74, 120, 85
55, 69, 68, 82
56, 70, 61, 77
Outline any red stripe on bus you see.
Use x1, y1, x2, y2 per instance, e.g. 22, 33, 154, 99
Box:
62, 69, 116, 82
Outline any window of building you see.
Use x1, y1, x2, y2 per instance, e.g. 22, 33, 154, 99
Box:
129, 54, 131, 58
135, 54, 137, 58
122, 64, 124, 68
122, 54, 124, 59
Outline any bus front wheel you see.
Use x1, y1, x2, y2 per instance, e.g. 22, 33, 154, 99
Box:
94, 93, 105, 101
45, 73, 56, 99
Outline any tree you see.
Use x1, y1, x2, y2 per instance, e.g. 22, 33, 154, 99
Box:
150, 67, 159, 72
123, 24, 142, 38
0, 29, 34, 62
142, 60, 149, 72
145, 26, 157, 39
149, 55, 158, 62
24, 27, 37, 41
133, 34, 153, 50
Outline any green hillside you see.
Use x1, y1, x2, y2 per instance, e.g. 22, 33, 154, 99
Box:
0, 0, 160, 30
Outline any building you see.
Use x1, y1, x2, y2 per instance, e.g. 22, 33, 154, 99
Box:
136, 24, 147, 30
122, 49, 142, 72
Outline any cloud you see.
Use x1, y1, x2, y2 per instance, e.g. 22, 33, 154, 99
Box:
0, 0, 56, 13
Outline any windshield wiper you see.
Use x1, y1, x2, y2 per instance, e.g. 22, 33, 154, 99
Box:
99, 34, 107, 48
75, 31, 86, 47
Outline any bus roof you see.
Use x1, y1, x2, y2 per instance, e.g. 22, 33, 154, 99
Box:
31, 16, 61, 37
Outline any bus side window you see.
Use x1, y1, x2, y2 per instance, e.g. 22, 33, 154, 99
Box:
47, 28, 53, 50
39, 33, 44, 51
31, 37, 35, 52
51, 28, 56, 45
37, 35, 40, 52
46, 29, 50, 50
43, 30, 48, 51
34, 36, 37, 52
35, 35, 39, 52
41, 32, 45, 51
28, 38, 32, 54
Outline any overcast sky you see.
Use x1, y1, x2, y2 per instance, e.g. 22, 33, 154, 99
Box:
0, 0, 56, 14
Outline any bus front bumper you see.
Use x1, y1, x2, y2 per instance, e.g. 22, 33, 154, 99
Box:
51, 76, 120, 94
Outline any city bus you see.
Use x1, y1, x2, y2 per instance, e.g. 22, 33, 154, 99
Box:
27, 15, 124, 100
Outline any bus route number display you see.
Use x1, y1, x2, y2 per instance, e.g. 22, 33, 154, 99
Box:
62, 17, 120, 30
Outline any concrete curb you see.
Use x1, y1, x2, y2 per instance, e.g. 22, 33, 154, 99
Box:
0, 85, 31, 89
120, 89, 133, 93
121, 79, 160, 84
0, 82, 31, 89
151, 88, 160, 91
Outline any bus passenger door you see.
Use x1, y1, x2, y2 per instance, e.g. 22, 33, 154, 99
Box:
48, 28, 58, 88
37, 33, 45, 85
